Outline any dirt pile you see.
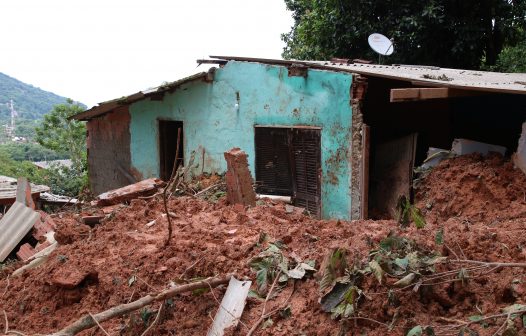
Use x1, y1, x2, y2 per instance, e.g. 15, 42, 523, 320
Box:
416, 153, 526, 224
0, 155, 525, 336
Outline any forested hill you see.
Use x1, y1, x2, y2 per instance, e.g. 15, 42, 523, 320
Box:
0, 72, 70, 120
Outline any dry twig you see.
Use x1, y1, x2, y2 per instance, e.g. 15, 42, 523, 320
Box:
246, 272, 286, 336
87, 312, 109, 336
46, 275, 232, 336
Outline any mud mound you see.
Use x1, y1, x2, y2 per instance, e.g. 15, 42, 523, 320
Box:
0, 187, 525, 335
416, 153, 526, 224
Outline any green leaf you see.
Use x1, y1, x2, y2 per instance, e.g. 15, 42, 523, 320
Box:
468, 315, 484, 322
435, 228, 444, 245
502, 304, 526, 315
406, 325, 422, 336
368, 260, 384, 284
410, 206, 426, 229
247, 289, 264, 301
394, 257, 409, 271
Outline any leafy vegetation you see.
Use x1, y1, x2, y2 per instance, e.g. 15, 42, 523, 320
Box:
282, 0, 526, 70
0, 101, 87, 197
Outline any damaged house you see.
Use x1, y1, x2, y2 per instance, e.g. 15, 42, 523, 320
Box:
72, 56, 526, 220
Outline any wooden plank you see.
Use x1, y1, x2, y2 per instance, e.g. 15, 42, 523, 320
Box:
390, 88, 482, 102
390, 88, 449, 102
360, 125, 370, 219
207, 277, 251, 336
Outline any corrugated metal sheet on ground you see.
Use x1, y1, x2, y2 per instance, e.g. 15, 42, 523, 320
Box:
0, 201, 40, 262
0, 179, 50, 201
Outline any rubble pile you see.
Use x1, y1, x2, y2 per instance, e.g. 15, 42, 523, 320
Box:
0, 155, 525, 335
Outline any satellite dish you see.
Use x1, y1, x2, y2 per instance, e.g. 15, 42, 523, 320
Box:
368, 33, 394, 56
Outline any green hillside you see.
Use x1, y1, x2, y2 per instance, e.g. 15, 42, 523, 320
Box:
0, 72, 70, 120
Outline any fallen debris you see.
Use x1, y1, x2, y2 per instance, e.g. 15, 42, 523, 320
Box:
94, 178, 164, 206
451, 138, 506, 156
1, 154, 526, 335
207, 277, 251, 336
47, 275, 232, 336
513, 121, 526, 175
0, 201, 40, 262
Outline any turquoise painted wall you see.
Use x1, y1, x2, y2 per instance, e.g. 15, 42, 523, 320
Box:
129, 61, 353, 219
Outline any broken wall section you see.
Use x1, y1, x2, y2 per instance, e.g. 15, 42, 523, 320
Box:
87, 106, 137, 195
350, 76, 368, 220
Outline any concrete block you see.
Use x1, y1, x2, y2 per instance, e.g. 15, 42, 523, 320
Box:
451, 138, 506, 156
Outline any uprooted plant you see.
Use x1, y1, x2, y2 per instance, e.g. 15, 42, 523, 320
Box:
317, 234, 526, 335
247, 233, 316, 335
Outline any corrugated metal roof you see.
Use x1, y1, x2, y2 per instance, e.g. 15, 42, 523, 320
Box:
72, 72, 210, 121
0, 201, 40, 262
207, 56, 526, 95
71, 55, 526, 122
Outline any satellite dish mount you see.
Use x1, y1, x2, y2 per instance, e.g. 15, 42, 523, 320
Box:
368, 33, 394, 64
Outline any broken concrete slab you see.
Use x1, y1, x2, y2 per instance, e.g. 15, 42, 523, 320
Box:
0, 201, 40, 262
224, 148, 256, 206
207, 277, 252, 336
95, 178, 164, 206
452, 138, 506, 156
513, 122, 526, 176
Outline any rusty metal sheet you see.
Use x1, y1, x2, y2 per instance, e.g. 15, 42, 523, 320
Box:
0, 201, 40, 262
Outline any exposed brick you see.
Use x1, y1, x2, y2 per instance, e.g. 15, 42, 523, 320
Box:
224, 148, 256, 207
33, 211, 56, 240
16, 243, 36, 261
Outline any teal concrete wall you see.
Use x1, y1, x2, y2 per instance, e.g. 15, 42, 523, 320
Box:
129, 61, 353, 219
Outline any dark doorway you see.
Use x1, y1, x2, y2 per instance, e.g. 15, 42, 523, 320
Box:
255, 127, 321, 217
368, 133, 417, 219
159, 120, 183, 181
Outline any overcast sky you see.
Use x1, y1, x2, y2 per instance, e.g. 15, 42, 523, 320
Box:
0, 1, 294, 107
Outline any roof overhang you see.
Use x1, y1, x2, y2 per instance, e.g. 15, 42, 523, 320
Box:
71, 71, 212, 121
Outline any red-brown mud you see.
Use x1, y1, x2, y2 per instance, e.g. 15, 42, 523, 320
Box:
0, 154, 525, 335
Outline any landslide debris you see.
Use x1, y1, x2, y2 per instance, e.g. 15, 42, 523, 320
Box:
0, 154, 525, 336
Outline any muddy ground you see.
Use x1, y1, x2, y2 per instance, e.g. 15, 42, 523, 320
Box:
1, 154, 525, 336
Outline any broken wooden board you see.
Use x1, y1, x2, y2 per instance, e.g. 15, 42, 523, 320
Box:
95, 178, 163, 206
207, 277, 252, 336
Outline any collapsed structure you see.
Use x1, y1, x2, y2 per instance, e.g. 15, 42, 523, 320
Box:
73, 56, 526, 220
1, 56, 526, 335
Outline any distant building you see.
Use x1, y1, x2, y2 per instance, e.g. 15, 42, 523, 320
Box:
32, 159, 73, 170
72, 56, 526, 220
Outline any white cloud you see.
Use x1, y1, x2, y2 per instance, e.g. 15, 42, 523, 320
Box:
0, 0, 293, 107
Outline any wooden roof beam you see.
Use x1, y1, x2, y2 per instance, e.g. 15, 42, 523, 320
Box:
390, 88, 481, 102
